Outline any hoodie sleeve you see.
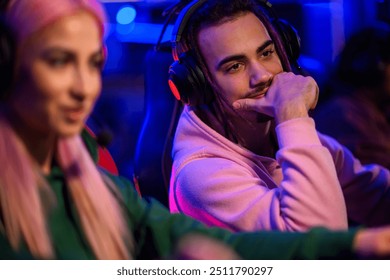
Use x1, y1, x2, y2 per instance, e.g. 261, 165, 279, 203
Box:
319, 133, 390, 227
170, 117, 348, 232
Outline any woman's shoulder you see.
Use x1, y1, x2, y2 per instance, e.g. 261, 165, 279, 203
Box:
100, 170, 141, 200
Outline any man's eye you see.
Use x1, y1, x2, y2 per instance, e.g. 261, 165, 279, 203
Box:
227, 63, 243, 73
261, 49, 275, 58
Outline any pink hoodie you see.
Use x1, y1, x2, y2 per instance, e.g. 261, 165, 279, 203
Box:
169, 106, 390, 232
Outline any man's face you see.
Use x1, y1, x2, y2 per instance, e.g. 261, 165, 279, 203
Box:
10, 11, 103, 138
198, 12, 283, 107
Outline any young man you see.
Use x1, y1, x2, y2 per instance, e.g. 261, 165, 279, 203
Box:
168, 0, 390, 232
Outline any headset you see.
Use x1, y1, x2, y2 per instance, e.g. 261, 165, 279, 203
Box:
168, 0, 301, 106
0, 0, 14, 99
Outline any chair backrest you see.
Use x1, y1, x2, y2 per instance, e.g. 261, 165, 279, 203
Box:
133, 43, 182, 206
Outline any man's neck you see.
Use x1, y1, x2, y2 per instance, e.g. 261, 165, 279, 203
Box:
229, 114, 277, 157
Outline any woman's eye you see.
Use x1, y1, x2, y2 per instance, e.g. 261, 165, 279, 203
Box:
91, 58, 105, 69
46, 57, 70, 68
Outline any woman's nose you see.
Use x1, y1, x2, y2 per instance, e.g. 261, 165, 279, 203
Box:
71, 66, 99, 99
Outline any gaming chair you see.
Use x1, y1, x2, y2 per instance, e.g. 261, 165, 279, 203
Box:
133, 42, 182, 206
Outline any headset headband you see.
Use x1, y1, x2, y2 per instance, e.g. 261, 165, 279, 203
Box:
171, 0, 206, 60
171, 0, 273, 61
168, 0, 300, 106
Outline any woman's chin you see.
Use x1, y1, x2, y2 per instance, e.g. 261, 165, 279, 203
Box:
56, 124, 84, 138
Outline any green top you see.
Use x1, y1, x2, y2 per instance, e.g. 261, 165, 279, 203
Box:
0, 131, 357, 260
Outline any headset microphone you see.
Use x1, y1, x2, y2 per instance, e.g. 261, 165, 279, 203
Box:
95, 129, 113, 148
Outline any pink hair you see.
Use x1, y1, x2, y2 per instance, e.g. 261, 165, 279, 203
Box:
57, 136, 132, 260
0, 115, 133, 259
0, 115, 53, 258
1, 0, 133, 259
6, 0, 107, 44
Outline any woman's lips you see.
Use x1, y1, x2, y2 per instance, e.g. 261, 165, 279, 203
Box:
63, 107, 85, 122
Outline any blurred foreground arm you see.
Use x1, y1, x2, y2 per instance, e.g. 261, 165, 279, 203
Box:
115, 175, 389, 259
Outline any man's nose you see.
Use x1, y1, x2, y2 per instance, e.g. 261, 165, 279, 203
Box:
249, 62, 272, 88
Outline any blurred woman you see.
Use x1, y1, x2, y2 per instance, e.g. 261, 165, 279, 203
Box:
0, 0, 132, 260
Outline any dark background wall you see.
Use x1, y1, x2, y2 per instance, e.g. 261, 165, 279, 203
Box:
90, 0, 390, 180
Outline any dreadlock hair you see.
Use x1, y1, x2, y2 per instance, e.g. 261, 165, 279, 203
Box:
175, 0, 291, 145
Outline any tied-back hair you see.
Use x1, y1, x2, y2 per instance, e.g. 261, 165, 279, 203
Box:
0, 115, 54, 258
0, 0, 134, 259
58, 136, 133, 260
176, 0, 291, 145
0, 115, 134, 259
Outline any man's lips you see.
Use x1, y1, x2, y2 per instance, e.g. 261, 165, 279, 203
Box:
245, 87, 268, 99
245, 79, 272, 99
248, 91, 266, 99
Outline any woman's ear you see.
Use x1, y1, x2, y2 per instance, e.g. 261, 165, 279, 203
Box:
101, 45, 107, 69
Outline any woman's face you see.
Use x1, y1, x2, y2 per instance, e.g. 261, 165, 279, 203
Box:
10, 11, 104, 138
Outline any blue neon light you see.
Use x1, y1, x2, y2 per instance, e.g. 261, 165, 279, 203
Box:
116, 6, 137, 25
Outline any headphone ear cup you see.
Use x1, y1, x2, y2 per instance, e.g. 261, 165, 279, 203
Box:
168, 59, 193, 104
0, 17, 15, 99
272, 18, 301, 64
168, 51, 213, 106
